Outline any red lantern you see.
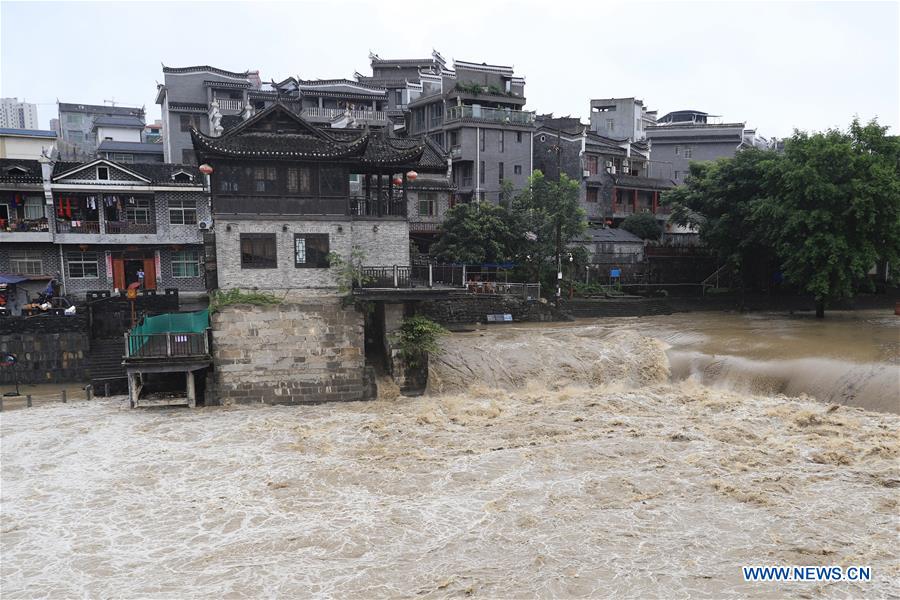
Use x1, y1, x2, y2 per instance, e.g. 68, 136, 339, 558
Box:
199, 164, 214, 175
406, 170, 418, 181
392, 176, 403, 186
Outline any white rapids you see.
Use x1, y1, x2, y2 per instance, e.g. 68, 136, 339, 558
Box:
1, 321, 898, 598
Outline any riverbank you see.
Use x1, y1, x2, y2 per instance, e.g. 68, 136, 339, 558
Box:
2, 323, 897, 598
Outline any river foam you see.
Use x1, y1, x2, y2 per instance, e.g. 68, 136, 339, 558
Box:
1, 320, 898, 598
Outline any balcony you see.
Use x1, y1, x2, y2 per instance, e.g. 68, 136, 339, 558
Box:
105, 221, 157, 235
0, 218, 52, 242
55, 220, 101, 234
215, 195, 407, 218
301, 107, 387, 123
450, 145, 463, 159
214, 98, 243, 112
445, 105, 535, 126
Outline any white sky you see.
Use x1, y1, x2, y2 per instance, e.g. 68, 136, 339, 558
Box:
1, 0, 898, 138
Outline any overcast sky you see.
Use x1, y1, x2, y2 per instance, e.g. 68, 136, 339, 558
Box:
2, 0, 897, 138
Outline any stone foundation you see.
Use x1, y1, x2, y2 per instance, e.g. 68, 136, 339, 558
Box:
418, 295, 569, 326
210, 294, 368, 405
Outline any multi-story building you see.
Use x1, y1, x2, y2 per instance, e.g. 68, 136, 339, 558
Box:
589, 97, 657, 141
144, 120, 163, 143
355, 51, 448, 129
156, 64, 399, 165
0, 157, 209, 302
405, 59, 534, 203
97, 141, 164, 163
0, 128, 57, 160
56, 102, 145, 160
646, 110, 749, 185
1, 98, 39, 130
533, 115, 673, 228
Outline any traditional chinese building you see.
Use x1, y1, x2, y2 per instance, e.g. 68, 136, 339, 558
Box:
192, 102, 450, 404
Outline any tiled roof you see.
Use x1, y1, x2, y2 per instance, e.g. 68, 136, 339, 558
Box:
0, 159, 43, 183
168, 102, 208, 112
193, 131, 368, 159
204, 80, 251, 89
612, 174, 674, 190
53, 160, 201, 185
92, 115, 145, 128
162, 65, 251, 78
578, 227, 643, 244
58, 103, 143, 116
0, 128, 57, 138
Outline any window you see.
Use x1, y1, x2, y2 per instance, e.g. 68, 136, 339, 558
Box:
418, 192, 436, 217
319, 167, 346, 196
674, 145, 681, 156
636, 118, 641, 132
449, 130, 458, 147
587, 187, 599, 203
479, 129, 485, 151
169, 199, 197, 225
294, 233, 329, 268
683, 146, 693, 158
125, 198, 152, 224
97, 166, 109, 180
180, 114, 202, 133
498, 162, 504, 183
479, 161, 485, 184
23, 197, 43, 220
240, 233, 277, 268
395, 90, 403, 107
514, 165, 522, 175
517, 131, 523, 143
9, 249, 43, 275
499, 131, 504, 153
67, 130, 84, 143
182, 149, 196, 165
111, 153, 134, 163
219, 166, 240, 192
674, 171, 680, 180
172, 172, 193, 183
254, 166, 278, 193
66, 114, 80, 124
586, 156, 598, 175
171, 249, 201, 277
606, 118, 614, 130
67, 252, 99, 278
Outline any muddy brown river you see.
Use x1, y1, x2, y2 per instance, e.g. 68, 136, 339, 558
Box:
1, 311, 898, 598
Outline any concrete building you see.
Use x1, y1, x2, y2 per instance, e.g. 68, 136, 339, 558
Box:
406, 59, 535, 203
646, 110, 750, 185
533, 115, 673, 228
0, 98, 39, 130
0, 158, 209, 302
0, 129, 57, 160
589, 97, 657, 141
57, 102, 145, 160
93, 115, 145, 144
97, 141, 164, 163
355, 51, 448, 130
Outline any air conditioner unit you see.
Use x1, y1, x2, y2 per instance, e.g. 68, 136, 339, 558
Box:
198, 221, 210, 230
622, 160, 630, 170
605, 161, 613, 168
582, 170, 591, 178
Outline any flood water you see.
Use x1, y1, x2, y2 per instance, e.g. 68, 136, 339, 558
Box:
1, 310, 898, 598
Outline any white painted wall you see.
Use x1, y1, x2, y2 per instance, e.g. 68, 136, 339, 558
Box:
0, 135, 56, 159
95, 126, 142, 143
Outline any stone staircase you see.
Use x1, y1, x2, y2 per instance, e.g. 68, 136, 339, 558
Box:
88, 338, 128, 395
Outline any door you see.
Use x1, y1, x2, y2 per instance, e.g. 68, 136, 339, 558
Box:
142, 258, 156, 290
112, 258, 126, 290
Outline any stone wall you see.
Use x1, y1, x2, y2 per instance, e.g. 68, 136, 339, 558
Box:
210, 294, 369, 405
418, 295, 568, 326
0, 315, 90, 384
214, 218, 409, 291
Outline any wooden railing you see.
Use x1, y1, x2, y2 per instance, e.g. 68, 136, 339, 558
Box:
215, 99, 243, 111
301, 107, 387, 122
125, 332, 209, 359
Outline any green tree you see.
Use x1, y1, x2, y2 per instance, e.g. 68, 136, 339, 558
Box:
663, 148, 783, 294
431, 202, 524, 264
754, 119, 900, 317
620, 212, 663, 240
513, 171, 587, 287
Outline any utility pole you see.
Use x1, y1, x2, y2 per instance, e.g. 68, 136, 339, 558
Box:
555, 126, 563, 305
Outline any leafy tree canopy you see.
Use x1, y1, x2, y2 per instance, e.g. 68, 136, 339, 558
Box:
620, 212, 663, 240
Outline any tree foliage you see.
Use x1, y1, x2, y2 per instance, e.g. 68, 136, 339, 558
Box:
430, 202, 525, 264
620, 212, 663, 240
663, 118, 900, 316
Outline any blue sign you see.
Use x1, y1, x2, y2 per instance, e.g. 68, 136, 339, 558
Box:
610, 268, 621, 278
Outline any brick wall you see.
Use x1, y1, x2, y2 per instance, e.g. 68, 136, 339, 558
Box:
210, 295, 369, 405
0, 315, 90, 384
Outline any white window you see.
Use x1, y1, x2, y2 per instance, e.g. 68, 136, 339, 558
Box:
169, 199, 197, 225
674, 145, 681, 156
683, 146, 693, 158
97, 166, 109, 180
606, 119, 614, 130
125, 198, 152, 224
111, 153, 134, 163
23, 197, 43, 220
171, 249, 201, 278
67, 252, 99, 279
9, 249, 43, 275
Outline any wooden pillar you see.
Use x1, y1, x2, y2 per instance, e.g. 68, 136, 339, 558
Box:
632, 189, 638, 214
376, 173, 383, 218
652, 191, 659, 214
401, 172, 408, 217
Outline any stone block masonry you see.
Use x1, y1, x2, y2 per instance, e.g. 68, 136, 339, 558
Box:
0, 315, 90, 384
210, 294, 369, 405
